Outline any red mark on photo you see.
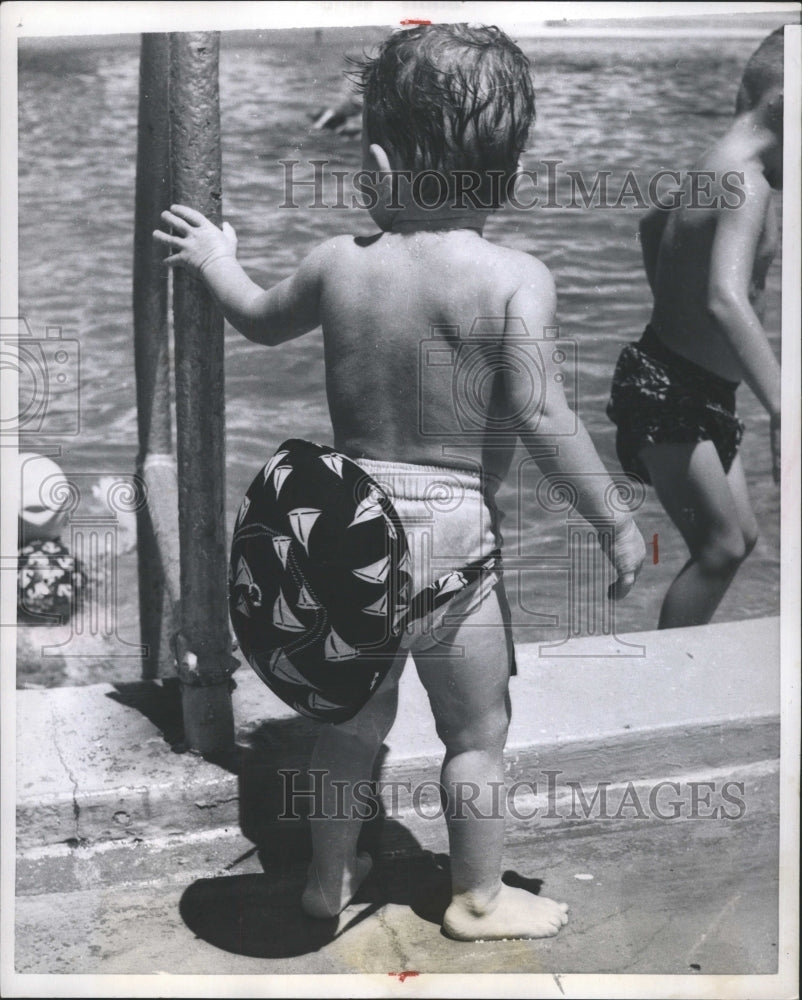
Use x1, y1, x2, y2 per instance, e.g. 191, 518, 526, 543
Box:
389, 971, 420, 982
652, 533, 659, 564
399, 19, 432, 25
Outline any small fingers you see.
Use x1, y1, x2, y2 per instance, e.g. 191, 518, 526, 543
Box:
168, 203, 208, 226
222, 220, 238, 251
608, 572, 635, 601
152, 229, 184, 248
159, 209, 195, 234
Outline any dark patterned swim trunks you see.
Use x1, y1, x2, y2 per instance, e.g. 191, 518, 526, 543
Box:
607, 326, 745, 485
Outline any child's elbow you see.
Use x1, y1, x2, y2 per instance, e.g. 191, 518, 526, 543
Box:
239, 321, 279, 346
707, 283, 741, 323
519, 397, 575, 440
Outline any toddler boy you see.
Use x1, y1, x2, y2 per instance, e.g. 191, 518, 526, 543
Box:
156, 23, 645, 940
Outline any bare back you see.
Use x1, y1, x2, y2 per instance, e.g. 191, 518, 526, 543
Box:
316, 230, 537, 480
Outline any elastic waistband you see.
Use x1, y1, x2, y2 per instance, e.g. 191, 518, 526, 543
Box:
639, 326, 740, 391
354, 457, 495, 501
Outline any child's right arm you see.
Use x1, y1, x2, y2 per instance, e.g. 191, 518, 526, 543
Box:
707, 174, 781, 481
153, 204, 325, 345
504, 258, 646, 598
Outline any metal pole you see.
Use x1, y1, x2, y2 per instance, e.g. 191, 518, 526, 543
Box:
133, 33, 176, 679
169, 31, 235, 753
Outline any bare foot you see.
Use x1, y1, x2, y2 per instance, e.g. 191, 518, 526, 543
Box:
301, 852, 373, 919
442, 884, 569, 941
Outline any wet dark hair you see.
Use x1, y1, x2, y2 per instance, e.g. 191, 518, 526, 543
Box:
354, 23, 536, 208
736, 27, 784, 115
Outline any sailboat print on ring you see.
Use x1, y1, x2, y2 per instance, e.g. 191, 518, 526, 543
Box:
348, 485, 388, 528
319, 453, 345, 478
273, 589, 306, 632
352, 553, 391, 584
272, 465, 292, 498
287, 507, 321, 554
262, 450, 290, 484
362, 592, 388, 616
324, 627, 358, 661
272, 535, 292, 569
296, 582, 321, 610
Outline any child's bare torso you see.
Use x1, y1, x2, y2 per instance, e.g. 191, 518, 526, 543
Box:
650, 160, 778, 382
313, 228, 532, 480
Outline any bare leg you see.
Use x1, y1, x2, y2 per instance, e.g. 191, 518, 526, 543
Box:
301, 654, 405, 918
723, 454, 759, 552
414, 593, 568, 940
639, 443, 757, 629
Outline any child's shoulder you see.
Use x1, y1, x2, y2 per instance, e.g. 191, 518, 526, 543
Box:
299, 233, 554, 298
296, 232, 390, 274
698, 146, 773, 204
289, 234, 363, 288
299, 233, 357, 265
482, 241, 555, 297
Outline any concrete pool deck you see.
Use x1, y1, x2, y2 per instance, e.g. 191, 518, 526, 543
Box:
10, 615, 796, 991
16, 616, 781, 866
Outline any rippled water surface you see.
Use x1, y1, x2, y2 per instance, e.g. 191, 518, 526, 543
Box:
17, 29, 782, 639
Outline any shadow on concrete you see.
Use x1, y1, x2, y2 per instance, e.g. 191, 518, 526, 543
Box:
104, 683, 321, 775
502, 870, 544, 896
178, 843, 549, 959
180, 738, 451, 959
106, 678, 186, 748
179, 755, 549, 961
106, 690, 550, 956
179, 870, 346, 958
178, 822, 449, 959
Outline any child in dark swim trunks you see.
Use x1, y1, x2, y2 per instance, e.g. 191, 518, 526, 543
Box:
155, 23, 645, 941
608, 28, 783, 630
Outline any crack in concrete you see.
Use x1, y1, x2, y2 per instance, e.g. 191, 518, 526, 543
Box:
377, 907, 411, 968
687, 892, 742, 962
193, 795, 239, 810
562, 903, 634, 941
617, 914, 673, 973
50, 708, 81, 842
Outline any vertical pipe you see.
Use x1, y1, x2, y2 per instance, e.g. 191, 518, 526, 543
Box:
133, 33, 175, 679
169, 31, 235, 753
